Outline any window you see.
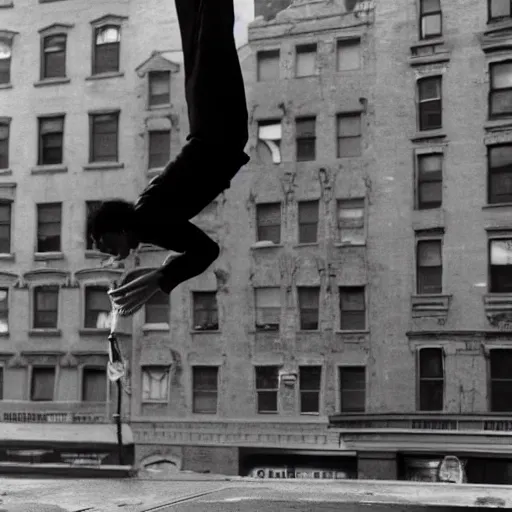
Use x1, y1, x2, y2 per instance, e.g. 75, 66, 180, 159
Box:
255, 366, 279, 413
0, 202, 10, 253
37, 203, 61, 252
42, 34, 66, 79
0, 288, 7, 333
141, 366, 169, 402
417, 239, 442, 294
90, 112, 119, 162
337, 199, 365, 245
33, 286, 59, 329
192, 366, 218, 414
490, 61, 512, 119
30, 366, 55, 401
417, 154, 442, 209
339, 367, 365, 412
490, 349, 512, 412
488, 145, 512, 204
148, 130, 170, 169
82, 367, 107, 402
0, 367, 3, 400
38, 116, 64, 165
145, 290, 169, 324
489, 238, 512, 293
257, 121, 282, 164
298, 287, 320, 330
148, 70, 170, 106
85, 286, 112, 329
420, 0, 442, 39
192, 291, 218, 330
298, 200, 319, 244
85, 201, 101, 250
337, 114, 362, 157
295, 44, 316, 77
93, 25, 120, 74
490, 0, 511, 20
339, 286, 366, 330
0, 121, 9, 169
0, 39, 11, 85
418, 347, 443, 411
336, 39, 360, 71
418, 76, 442, 131
257, 50, 280, 81
256, 203, 281, 244
300, 366, 321, 414
255, 287, 280, 331
296, 117, 316, 162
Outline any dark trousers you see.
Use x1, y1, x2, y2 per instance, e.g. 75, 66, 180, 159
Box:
134, 0, 250, 294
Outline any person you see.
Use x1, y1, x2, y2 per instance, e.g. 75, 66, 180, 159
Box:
88, 0, 249, 316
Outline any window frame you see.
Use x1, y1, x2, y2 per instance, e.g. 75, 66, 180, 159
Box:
299, 365, 322, 415
337, 197, 366, 245
256, 49, 280, 82
0, 119, 10, 170
419, 0, 442, 40
0, 287, 9, 335
148, 70, 171, 107
416, 236, 443, 295
144, 288, 169, 326
256, 202, 282, 244
417, 75, 443, 132
41, 33, 67, 80
336, 112, 362, 158
298, 199, 319, 244
488, 347, 512, 412
338, 286, 367, 331
297, 286, 320, 331
84, 285, 111, 329
489, 60, 512, 120
89, 111, 119, 163
295, 43, 317, 78
338, 366, 366, 413
417, 346, 445, 412
141, 365, 170, 403
416, 150, 443, 210
192, 291, 218, 331
36, 202, 62, 253
488, 233, 512, 293
255, 365, 279, 414
336, 38, 361, 71
81, 365, 108, 402
148, 129, 171, 170
487, 143, 512, 205
192, 365, 219, 414
38, 115, 65, 166
30, 365, 57, 402
488, 0, 512, 22
0, 38, 12, 86
254, 287, 281, 332
33, 285, 59, 329
295, 117, 316, 162
0, 200, 11, 254
92, 24, 121, 75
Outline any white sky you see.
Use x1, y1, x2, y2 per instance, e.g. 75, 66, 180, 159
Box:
234, 0, 255, 47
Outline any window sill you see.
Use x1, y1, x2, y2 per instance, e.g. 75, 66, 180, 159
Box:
86, 71, 124, 81
297, 329, 320, 333
484, 118, 512, 133
484, 18, 512, 35
29, 329, 61, 337
294, 243, 319, 248
0, 168, 12, 176
409, 38, 450, 66
483, 202, 512, 210
251, 242, 283, 250
300, 412, 320, 416
141, 400, 168, 404
34, 78, 71, 88
143, 323, 169, 332
257, 411, 279, 415
83, 162, 124, 171
31, 164, 67, 174
0, 253, 14, 261
411, 294, 451, 320
0, 83, 12, 90
148, 103, 172, 111
34, 251, 64, 261
0, 1, 13, 7
334, 242, 366, 248
254, 328, 280, 333
411, 130, 447, 142
190, 329, 220, 334
79, 328, 111, 336
335, 329, 369, 334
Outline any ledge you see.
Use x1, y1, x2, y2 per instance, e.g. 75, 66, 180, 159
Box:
0, 253, 14, 262
294, 243, 319, 248
411, 294, 451, 321
34, 252, 65, 261
83, 162, 124, 171
0, 83, 12, 90
142, 324, 169, 333
31, 164, 67, 174
85, 71, 124, 81
0, 168, 12, 176
0, 1, 14, 7
28, 328, 61, 337
148, 103, 172, 111
480, 21, 512, 53
484, 118, 512, 133
409, 38, 451, 66
190, 329, 220, 334
335, 329, 369, 335
482, 202, 512, 210
411, 130, 447, 143
33, 77, 70, 88
250, 242, 284, 250
484, 294, 512, 328
334, 241, 366, 248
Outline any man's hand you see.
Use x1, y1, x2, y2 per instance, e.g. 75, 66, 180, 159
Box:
109, 269, 164, 317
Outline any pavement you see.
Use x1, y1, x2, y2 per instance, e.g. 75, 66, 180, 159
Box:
0, 475, 510, 512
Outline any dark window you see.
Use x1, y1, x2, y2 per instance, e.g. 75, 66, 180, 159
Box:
336, 39, 360, 71
256, 203, 281, 243
298, 287, 320, 330
192, 366, 218, 414
0, 202, 11, 254
257, 50, 280, 81
490, 349, 512, 412
0, 367, 3, 400
33, 286, 58, 329
82, 367, 107, 402
489, 238, 512, 293
0, 39, 11, 85
339, 367, 365, 412
417, 239, 442, 294
489, 0, 511, 21
148, 130, 170, 169
90, 113, 119, 162
37, 203, 61, 252
490, 61, 512, 119
85, 201, 101, 250
0, 122, 9, 169
337, 114, 361, 157
42, 34, 66, 79
255, 366, 279, 413
93, 25, 120, 74
255, 287, 280, 331
418, 76, 442, 131
85, 286, 111, 329
192, 291, 218, 330
148, 71, 170, 106
299, 366, 321, 413
0, 288, 8, 335
418, 347, 444, 411
417, 154, 442, 209
339, 286, 366, 330
488, 144, 512, 204
296, 117, 316, 161
145, 290, 169, 324
30, 366, 55, 401
420, 0, 442, 40
38, 116, 64, 165
295, 44, 316, 77
298, 200, 319, 243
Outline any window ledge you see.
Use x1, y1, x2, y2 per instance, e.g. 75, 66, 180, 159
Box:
411, 294, 452, 320
148, 104, 172, 111
481, 20, 512, 52
255, 327, 280, 333
300, 412, 320, 416
297, 329, 321, 333
483, 202, 512, 210
141, 400, 169, 404
34, 78, 70, 88
29, 329, 61, 337
411, 130, 447, 142
190, 329, 220, 334
251, 242, 283, 250
294, 243, 319, 248
334, 242, 366, 248
143, 323, 169, 332
484, 294, 512, 329
31, 164, 67, 174
335, 329, 369, 334
34, 252, 64, 261
83, 162, 124, 171
0, 83, 12, 90
409, 38, 450, 66
79, 328, 111, 336
0, 168, 12, 176
86, 72, 124, 81
0, 1, 14, 7
0, 253, 14, 261
484, 118, 512, 133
